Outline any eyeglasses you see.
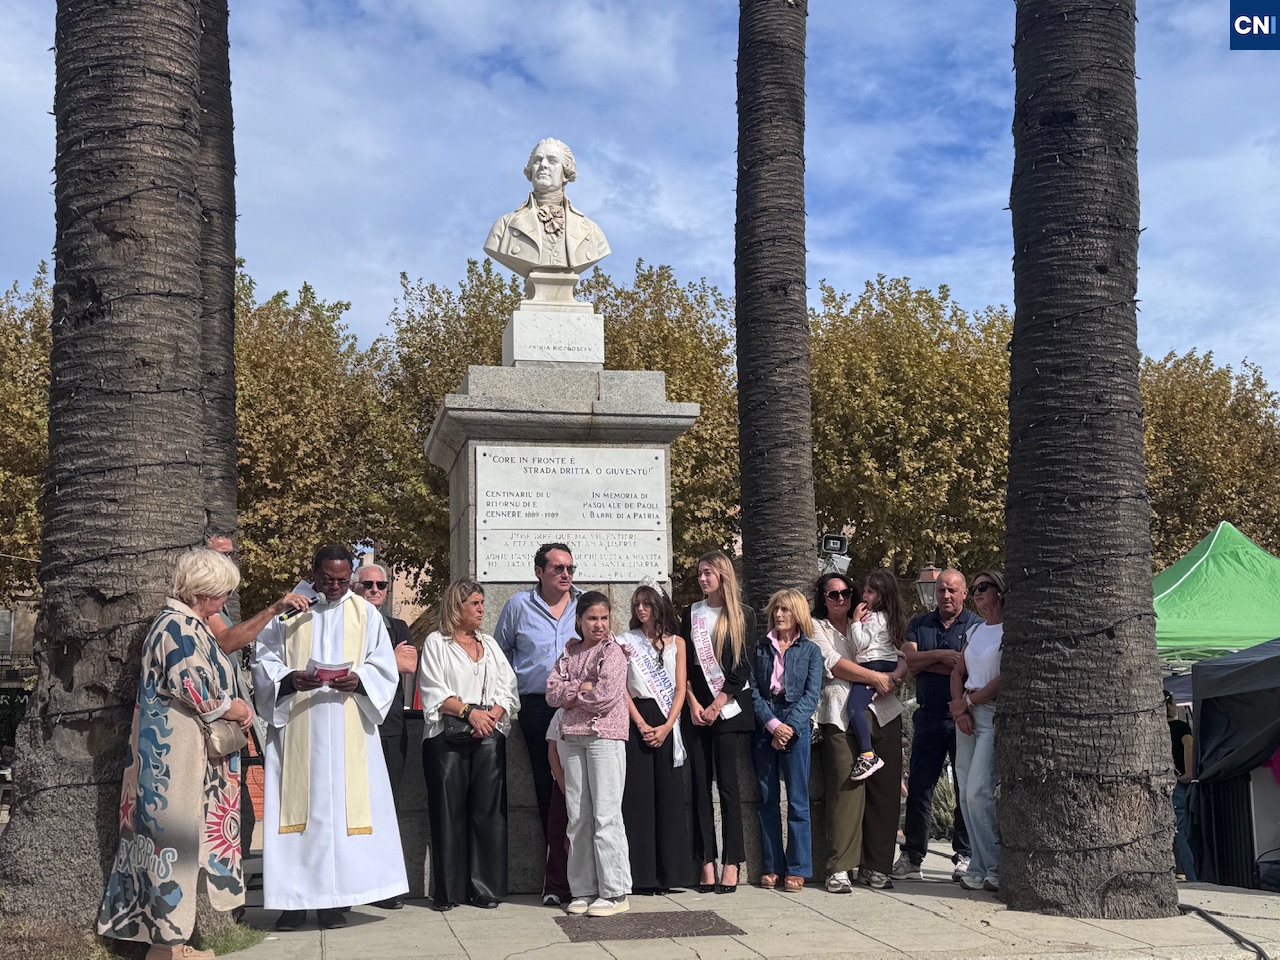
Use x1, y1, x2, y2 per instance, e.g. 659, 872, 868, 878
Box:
973, 582, 999, 594
316, 575, 350, 586
360, 580, 388, 591
545, 564, 576, 575
825, 588, 853, 601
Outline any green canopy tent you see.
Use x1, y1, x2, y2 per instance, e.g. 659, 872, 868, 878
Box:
1155, 521, 1280, 662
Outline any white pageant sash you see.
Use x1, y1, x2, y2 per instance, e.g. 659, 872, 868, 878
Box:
689, 604, 742, 721
623, 631, 686, 766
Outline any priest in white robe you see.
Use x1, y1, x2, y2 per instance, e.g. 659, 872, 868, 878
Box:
252, 543, 409, 931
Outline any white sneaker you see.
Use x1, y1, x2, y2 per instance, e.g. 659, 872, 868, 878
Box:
889, 853, 922, 880
586, 896, 629, 917
958, 875, 984, 891
542, 893, 562, 907
825, 871, 853, 894
566, 897, 591, 915
951, 856, 971, 882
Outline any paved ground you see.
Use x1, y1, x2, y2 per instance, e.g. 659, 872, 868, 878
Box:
236, 854, 1280, 960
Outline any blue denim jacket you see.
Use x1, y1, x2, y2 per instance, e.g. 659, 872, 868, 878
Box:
751, 632, 823, 731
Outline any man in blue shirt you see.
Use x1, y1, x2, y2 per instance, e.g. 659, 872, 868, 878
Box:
893, 568, 980, 881
494, 542, 581, 838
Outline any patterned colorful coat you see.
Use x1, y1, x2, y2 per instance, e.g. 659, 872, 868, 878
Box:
97, 600, 247, 944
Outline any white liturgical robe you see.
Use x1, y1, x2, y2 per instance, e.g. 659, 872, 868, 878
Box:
252, 585, 408, 910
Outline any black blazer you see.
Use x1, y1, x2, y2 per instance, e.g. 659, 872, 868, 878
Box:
680, 602, 758, 734
377, 615, 414, 738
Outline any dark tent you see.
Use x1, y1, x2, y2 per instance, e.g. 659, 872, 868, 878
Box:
1191, 637, 1280, 887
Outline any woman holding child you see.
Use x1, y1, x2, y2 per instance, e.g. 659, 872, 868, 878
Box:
811, 570, 908, 894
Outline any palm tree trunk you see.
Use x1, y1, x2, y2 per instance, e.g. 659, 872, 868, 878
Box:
1001, 0, 1177, 917
196, 0, 239, 620
736, 0, 816, 612
0, 0, 206, 929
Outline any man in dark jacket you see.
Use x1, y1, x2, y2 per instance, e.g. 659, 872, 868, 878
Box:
353, 561, 417, 910
893, 568, 980, 881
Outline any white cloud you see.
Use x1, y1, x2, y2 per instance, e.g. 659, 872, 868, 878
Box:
2, 0, 1279, 381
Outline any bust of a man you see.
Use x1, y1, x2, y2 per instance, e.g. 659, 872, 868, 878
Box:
483, 138, 611, 280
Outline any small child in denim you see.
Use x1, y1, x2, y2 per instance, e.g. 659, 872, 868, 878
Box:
845, 569, 909, 781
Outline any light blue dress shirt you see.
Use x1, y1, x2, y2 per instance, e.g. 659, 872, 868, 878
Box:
494, 585, 583, 696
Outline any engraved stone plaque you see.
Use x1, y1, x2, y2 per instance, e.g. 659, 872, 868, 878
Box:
501, 309, 605, 366
475, 444, 668, 581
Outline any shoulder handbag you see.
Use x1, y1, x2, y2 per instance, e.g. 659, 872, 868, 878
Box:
183, 627, 249, 759
441, 647, 491, 743
201, 712, 248, 759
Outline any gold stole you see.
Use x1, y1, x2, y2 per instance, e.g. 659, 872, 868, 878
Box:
278, 595, 373, 836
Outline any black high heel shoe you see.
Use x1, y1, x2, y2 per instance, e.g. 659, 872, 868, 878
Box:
698, 862, 717, 894
718, 863, 739, 894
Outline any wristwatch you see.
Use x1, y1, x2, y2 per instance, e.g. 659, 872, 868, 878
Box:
460, 703, 473, 721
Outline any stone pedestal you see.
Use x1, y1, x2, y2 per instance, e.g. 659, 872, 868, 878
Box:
422, 362, 698, 893
501, 271, 605, 368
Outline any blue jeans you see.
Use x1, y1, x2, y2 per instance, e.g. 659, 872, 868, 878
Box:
955, 702, 999, 883
1173, 781, 1197, 880
752, 720, 813, 877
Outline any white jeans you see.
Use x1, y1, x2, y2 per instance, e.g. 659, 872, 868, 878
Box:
561, 736, 631, 900
956, 702, 999, 883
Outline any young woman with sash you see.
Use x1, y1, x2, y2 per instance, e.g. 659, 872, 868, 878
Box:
621, 583, 690, 894
680, 550, 757, 894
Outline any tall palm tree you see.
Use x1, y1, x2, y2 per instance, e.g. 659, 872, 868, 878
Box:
0, 0, 206, 928
197, 0, 238, 616
1000, 0, 1178, 917
736, 0, 816, 611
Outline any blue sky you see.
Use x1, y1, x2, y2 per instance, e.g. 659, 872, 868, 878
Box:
3, 1, 1280, 382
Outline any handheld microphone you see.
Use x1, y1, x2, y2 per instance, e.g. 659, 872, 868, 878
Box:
279, 596, 322, 622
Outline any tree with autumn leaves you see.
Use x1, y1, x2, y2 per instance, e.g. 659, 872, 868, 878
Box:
6, 260, 1280, 611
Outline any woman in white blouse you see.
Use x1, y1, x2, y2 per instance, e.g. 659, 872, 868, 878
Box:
949, 570, 1004, 894
418, 579, 520, 912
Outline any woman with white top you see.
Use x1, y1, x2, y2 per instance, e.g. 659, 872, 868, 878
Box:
418, 579, 520, 911
681, 550, 757, 894
949, 570, 1005, 893
621, 583, 690, 894
811, 573, 907, 894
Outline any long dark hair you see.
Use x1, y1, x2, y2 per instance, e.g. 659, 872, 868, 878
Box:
629, 584, 680, 640
862, 567, 907, 648
811, 572, 858, 621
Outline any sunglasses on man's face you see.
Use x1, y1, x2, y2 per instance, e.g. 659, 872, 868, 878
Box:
545, 564, 576, 576
360, 580, 388, 591
825, 588, 853, 601
973, 582, 999, 594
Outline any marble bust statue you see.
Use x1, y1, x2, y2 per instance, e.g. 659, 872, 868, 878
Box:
483, 138, 611, 283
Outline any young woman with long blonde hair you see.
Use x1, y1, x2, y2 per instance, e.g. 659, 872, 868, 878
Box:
680, 551, 757, 893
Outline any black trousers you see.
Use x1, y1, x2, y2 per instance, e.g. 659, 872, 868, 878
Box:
685, 722, 748, 865
422, 732, 508, 905
624, 698, 692, 889
517, 693, 556, 833
382, 730, 408, 795
902, 707, 970, 864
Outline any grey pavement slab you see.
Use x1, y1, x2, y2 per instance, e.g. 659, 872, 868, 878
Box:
235, 883, 1274, 960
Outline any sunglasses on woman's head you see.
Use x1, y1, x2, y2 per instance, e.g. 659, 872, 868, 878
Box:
973, 582, 999, 594
825, 588, 853, 601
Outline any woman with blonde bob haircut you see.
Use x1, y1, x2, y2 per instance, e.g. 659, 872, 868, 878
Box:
680, 550, 757, 893
751, 588, 823, 891
98, 549, 255, 959
418, 578, 520, 911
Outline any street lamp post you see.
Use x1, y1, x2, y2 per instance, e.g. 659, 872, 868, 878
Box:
914, 563, 941, 610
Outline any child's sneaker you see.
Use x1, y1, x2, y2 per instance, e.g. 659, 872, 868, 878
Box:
848, 753, 885, 782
